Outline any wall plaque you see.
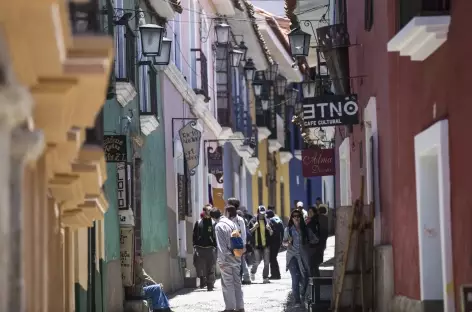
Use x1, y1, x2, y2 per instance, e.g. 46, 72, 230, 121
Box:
104, 135, 127, 162
116, 162, 129, 210
207, 146, 224, 183
120, 227, 134, 286
179, 121, 202, 175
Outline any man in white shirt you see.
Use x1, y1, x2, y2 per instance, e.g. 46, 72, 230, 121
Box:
296, 201, 308, 221
227, 198, 251, 284
210, 207, 245, 312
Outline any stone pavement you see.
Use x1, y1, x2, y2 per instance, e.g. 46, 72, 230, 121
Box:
169, 236, 335, 312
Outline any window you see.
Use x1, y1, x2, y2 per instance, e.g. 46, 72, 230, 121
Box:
114, 8, 136, 86
191, 49, 210, 101
364, 0, 373, 31
216, 45, 231, 127
139, 64, 158, 116
399, 0, 450, 29
257, 173, 263, 205
190, 1, 197, 89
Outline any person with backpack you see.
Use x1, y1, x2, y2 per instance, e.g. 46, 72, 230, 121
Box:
248, 205, 273, 284
227, 198, 252, 285
192, 204, 217, 291
282, 210, 312, 308
266, 208, 284, 280
210, 207, 245, 312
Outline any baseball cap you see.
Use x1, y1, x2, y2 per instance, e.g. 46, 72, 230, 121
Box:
258, 205, 267, 214
296, 201, 304, 208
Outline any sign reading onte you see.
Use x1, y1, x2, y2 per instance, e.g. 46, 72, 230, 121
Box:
302, 148, 335, 177
302, 94, 359, 127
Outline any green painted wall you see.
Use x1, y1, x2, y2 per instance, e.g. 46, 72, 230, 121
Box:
141, 74, 169, 254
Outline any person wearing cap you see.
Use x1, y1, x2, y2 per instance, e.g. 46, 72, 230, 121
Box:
248, 205, 273, 283
192, 204, 217, 291
296, 201, 308, 221
210, 207, 245, 312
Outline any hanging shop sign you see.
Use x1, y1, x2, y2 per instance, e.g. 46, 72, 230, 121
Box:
302, 94, 359, 127
116, 162, 130, 210
179, 121, 202, 175
120, 227, 134, 286
207, 146, 224, 183
268, 99, 278, 140
302, 148, 335, 177
104, 135, 127, 162
212, 187, 225, 212
177, 174, 186, 221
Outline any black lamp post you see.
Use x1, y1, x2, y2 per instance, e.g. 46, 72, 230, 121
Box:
244, 58, 256, 81
215, 22, 231, 44
238, 41, 248, 61
301, 80, 317, 98
285, 88, 298, 108
288, 27, 311, 57
252, 71, 265, 97
153, 37, 172, 65
275, 75, 287, 96
139, 24, 165, 56
229, 49, 244, 67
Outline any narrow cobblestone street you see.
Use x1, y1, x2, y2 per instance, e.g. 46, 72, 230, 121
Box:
169, 237, 335, 312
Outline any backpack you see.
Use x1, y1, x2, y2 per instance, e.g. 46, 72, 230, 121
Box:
230, 225, 245, 258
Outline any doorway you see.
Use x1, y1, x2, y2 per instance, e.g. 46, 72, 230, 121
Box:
414, 119, 454, 312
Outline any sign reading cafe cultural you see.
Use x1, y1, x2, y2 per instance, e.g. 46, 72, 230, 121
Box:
104, 135, 127, 162
303, 94, 359, 127
179, 121, 202, 176
301, 148, 335, 177
207, 146, 224, 183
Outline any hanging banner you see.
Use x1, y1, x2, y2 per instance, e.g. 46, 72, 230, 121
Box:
104, 135, 127, 162
178, 121, 202, 175
302, 148, 335, 177
207, 146, 224, 183
302, 94, 359, 127
120, 227, 134, 286
212, 187, 225, 212
116, 162, 129, 210
177, 174, 186, 221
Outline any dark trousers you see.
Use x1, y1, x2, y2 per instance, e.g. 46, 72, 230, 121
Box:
309, 241, 326, 277
194, 246, 216, 288
269, 244, 281, 278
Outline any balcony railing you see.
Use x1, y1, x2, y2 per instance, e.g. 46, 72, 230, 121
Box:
399, 0, 450, 28
191, 49, 210, 102
69, 0, 102, 34
85, 108, 104, 146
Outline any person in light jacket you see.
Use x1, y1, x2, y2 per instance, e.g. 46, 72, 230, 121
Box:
248, 205, 273, 284
210, 207, 245, 312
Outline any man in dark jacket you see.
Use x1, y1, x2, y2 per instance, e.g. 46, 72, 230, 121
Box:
248, 206, 273, 283
192, 205, 217, 291
266, 209, 284, 280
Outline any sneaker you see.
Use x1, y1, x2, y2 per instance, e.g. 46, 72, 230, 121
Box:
250, 273, 255, 281
242, 280, 252, 285
207, 286, 214, 291
269, 276, 281, 280
293, 302, 301, 308
262, 278, 270, 284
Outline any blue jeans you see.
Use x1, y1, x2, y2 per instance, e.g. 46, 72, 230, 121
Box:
143, 284, 170, 310
288, 258, 308, 303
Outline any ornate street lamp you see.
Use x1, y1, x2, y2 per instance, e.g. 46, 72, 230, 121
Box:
215, 22, 231, 44
275, 75, 287, 96
153, 37, 172, 65
244, 58, 256, 81
261, 99, 269, 111
229, 49, 244, 67
252, 71, 265, 97
302, 80, 317, 98
238, 41, 248, 61
285, 88, 298, 107
267, 62, 279, 81
139, 24, 165, 56
288, 27, 311, 57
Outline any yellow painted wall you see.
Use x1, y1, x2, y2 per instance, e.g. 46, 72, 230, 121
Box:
75, 228, 88, 290
251, 139, 269, 214
275, 152, 291, 223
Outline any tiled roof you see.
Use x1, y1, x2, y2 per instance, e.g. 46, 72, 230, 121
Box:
284, 0, 298, 28
169, 0, 183, 13
242, 0, 274, 65
232, 0, 245, 11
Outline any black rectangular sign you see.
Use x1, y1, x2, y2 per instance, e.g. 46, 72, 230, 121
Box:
302, 94, 359, 127
104, 135, 127, 162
